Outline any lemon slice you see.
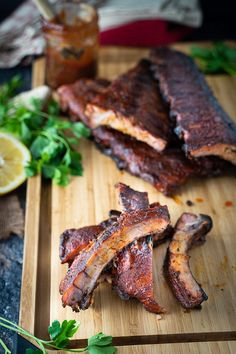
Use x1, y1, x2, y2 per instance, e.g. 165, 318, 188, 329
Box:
0, 132, 31, 195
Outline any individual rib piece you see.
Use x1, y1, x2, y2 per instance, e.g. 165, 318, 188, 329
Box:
57, 78, 110, 125
150, 47, 236, 165
113, 236, 165, 314
113, 183, 165, 314
93, 126, 199, 195
85, 59, 171, 151
60, 204, 170, 311
164, 212, 212, 309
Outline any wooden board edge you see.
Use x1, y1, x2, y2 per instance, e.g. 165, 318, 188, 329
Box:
19, 175, 41, 332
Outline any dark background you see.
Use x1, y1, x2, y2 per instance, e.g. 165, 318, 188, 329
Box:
0, 0, 236, 40
0, 0, 235, 87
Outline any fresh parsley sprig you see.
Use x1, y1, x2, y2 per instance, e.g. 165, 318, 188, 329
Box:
191, 41, 236, 75
0, 316, 117, 354
0, 76, 90, 186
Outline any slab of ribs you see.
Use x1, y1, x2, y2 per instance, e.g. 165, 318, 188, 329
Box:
150, 47, 236, 165
59, 183, 212, 314
57, 47, 236, 195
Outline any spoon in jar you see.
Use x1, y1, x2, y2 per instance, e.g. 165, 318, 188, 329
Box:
32, 0, 55, 21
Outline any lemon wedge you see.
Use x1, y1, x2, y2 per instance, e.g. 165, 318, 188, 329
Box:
0, 132, 31, 195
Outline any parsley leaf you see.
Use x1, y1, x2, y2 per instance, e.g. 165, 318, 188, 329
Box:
87, 333, 117, 354
0, 77, 91, 186
0, 316, 117, 354
48, 319, 80, 348
191, 42, 236, 75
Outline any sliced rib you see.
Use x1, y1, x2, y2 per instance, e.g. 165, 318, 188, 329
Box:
150, 47, 236, 165
60, 204, 170, 311
57, 78, 110, 125
164, 212, 212, 309
85, 59, 171, 151
113, 183, 165, 314
113, 236, 165, 314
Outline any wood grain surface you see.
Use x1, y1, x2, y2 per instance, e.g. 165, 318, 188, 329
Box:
20, 46, 236, 350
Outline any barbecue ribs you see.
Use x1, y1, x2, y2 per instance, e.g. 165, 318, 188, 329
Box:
150, 47, 236, 165
85, 59, 171, 151
60, 204, 170, 311
57, 55, 234, 196
93, 127, 201, 195
112, 183, 165, 314
164, 212, 212, 309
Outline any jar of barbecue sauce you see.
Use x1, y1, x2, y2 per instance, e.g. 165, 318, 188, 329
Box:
42, 2, 99, 89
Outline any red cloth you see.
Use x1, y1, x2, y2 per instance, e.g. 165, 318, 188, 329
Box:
100, 19, 193, 47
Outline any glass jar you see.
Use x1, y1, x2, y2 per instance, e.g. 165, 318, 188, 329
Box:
42, 2, 99, 89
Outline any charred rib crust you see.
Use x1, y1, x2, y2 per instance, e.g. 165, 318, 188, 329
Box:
164, 213, 212, 309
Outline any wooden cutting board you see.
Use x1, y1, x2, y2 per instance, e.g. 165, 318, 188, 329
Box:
19, 45, 236, 350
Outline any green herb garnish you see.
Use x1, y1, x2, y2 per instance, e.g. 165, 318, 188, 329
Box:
190, 42, 236, 75
0, 317, 117, 353
0, 76, 90, 186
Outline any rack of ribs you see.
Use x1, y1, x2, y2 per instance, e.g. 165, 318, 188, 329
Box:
85, 59, 172, 152
93, 127, 227, 196
59, 203, 170, 311
57, 57, 234, 197
164, 213, 212, 309
150, 47, 236, 165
